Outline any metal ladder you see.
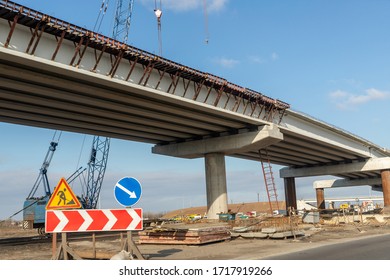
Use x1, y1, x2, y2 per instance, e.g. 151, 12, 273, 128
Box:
259, 149, 280, 214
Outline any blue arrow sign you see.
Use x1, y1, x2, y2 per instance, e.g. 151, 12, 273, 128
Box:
114, 177, 142, 207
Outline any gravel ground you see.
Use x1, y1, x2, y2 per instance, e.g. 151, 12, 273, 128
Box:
1, 216, 390, 260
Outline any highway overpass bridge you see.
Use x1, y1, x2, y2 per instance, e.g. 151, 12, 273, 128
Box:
1, 0, 390, 218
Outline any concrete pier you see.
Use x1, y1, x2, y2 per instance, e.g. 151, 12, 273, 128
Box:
316, 188, 325, 209
205, 153, 228, 219
284, 177, 297, 213
381, 170, 390, 213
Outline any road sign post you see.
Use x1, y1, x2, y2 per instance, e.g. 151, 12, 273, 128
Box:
46, 178, 82, 259
113, 177, 144, 259
46, 208, 144, 259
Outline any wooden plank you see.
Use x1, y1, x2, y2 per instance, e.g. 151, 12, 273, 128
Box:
138, 230, 231, 245
138, 234, 230, 245
139, 230, 230, 238
138, 224, 232, 245
139, 233, 230, 241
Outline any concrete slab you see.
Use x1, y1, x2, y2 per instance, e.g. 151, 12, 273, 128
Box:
261, 227, 277, 233
268, 231, 305, 239
231, 232, 269, 239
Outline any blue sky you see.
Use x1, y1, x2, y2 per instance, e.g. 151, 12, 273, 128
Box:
1, 0, 389, 220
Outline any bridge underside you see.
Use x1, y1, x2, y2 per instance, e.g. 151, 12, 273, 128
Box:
1, 47, 382, 170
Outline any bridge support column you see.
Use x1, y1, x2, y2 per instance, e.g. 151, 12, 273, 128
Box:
381, 170, 390, 213
284, 177, 297, 214
205, 153, 228, 219
316, 188, 325, 210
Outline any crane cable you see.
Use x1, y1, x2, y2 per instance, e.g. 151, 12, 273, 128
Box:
203, 0, 209, 44
154, 0, 162, 56
94, 0, 111, 33
75, 134, 88, 195
52, 130, 62, 143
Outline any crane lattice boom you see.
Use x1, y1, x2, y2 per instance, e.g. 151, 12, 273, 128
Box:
112, 0, 134, 43
85, 136, 110, 209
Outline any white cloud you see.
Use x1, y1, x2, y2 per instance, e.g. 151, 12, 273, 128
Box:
271, 52, 279, 60
214, 57, 239, 68
248, 52, 278, 64
140, 0, 228, 12
329, 88, 389, 110
248, 55, 264, 64
207, 0, 229, 12
329, 89, 348, 100
162, 0, 199, 11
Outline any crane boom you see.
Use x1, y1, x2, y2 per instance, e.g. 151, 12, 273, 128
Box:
112, 0, 134, 43
26, 131, 61, 198
79, 1, 132, 210
84, 136, 110, 209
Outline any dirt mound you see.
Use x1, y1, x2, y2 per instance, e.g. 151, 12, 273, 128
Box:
162, 201, 286, 219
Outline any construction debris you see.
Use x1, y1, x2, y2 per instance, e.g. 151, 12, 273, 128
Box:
141, 203, 390, 245
139, 224, 231, 245
140, 213, 308, 245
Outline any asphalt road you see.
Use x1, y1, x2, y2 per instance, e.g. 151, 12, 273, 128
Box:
263, 233, 390, 260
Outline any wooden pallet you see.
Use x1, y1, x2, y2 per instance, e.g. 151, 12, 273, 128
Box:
138, 225, 231, 245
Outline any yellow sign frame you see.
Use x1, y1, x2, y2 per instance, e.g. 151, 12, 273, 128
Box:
46, 178, 82, 210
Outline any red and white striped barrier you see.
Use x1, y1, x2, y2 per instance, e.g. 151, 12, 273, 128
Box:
45, 208, 143, 233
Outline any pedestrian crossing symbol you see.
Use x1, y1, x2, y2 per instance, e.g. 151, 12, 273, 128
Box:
46, 178, 82, 210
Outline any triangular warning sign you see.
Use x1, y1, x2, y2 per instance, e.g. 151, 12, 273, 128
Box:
46, 178, 82, 210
